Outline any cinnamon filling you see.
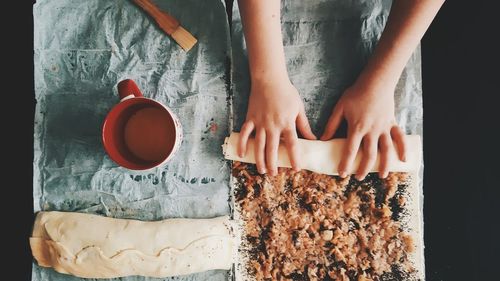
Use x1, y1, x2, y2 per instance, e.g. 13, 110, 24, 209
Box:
233, 162, 416, 281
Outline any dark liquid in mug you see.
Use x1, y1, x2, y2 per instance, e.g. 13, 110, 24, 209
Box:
124, 107, 175, 162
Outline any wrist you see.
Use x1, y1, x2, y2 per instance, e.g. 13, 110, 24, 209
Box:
354, 69, 398, 97
250, 69, 290, 86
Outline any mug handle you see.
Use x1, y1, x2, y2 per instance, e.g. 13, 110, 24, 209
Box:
117, 79, 143, 102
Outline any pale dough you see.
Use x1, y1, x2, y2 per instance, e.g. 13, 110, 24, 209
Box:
30, 211, 235, 278
223, 132, 422, 175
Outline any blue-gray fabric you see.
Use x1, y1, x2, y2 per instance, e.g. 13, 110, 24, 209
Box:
32, 0, 422, 280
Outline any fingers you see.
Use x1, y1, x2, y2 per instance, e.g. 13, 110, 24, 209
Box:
391, 126, 407, 162
378, 133, 392, 179
338, 127, 363, 178
356, 134, 377, 180
265, 131, 280, 176
296, 108, 317, 140
283, 129, 300, 171
341, 127, 403, 180
238, 121, 254, 157
246, 106, 314, 175
254, 128, 266, 174
320, 105, 343, 141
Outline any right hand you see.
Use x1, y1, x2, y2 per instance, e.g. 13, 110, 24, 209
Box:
238, 78, 316, 176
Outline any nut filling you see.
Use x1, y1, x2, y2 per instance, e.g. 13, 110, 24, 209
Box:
233, 162, 418, 281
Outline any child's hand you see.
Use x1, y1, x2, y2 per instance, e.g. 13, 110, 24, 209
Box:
238, 79, 316, 176
320, 82, 406, 180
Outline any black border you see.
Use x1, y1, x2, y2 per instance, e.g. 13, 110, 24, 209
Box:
422, 1, 500, 280
7, 0, 37, 280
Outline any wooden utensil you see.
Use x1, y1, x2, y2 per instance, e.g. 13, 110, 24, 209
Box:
132, 0, 197, 51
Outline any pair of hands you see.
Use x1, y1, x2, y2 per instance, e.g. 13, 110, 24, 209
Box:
237, 78, 407, 180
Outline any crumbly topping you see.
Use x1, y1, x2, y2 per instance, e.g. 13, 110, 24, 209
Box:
233, 162, 416, 281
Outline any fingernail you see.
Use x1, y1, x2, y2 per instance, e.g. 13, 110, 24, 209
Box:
339, 171, 347, 178
402, 155, 407, 162
356, 175, 365, 181
259, 168, 266, 174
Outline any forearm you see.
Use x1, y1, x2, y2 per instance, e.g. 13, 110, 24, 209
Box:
357, 0, 445, 91
238, 0, 288, 83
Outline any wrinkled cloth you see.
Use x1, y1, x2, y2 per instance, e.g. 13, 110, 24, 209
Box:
33, 0, 231, 280
33, 0, 423, 280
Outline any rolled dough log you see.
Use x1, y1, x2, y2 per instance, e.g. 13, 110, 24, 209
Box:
30, 211, 235, 278
223, 132, 422, 175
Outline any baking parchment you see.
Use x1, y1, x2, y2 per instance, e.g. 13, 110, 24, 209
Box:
33, 0, 231, 280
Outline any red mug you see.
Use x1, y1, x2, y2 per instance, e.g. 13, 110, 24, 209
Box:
102, 79, 182, 170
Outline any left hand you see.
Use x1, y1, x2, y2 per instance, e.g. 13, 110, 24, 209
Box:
320, 82, 407, 180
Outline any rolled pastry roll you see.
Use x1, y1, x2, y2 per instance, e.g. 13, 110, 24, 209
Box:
223, 132, 422, 175
30, 211, 235, 278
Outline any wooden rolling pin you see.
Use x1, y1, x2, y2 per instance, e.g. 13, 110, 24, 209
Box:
132, 0, 197, 51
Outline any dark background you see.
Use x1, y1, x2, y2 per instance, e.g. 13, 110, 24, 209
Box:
420, 0, 500, 280
7, 0, 499, 280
